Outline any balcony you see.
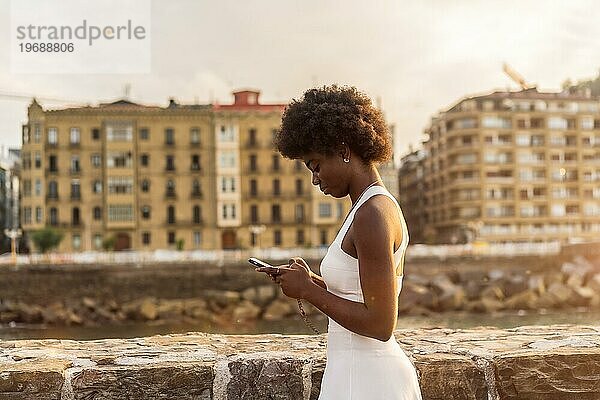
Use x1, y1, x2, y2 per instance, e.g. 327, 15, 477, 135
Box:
190, 191, 203, 199
165, 190, 177, 200
70, 193, 82, 201
45, 168, 59, 176
46, 194, 60, 201
70, 168, 82, 176
190, 165, 202, 172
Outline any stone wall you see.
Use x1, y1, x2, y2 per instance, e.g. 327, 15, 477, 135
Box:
1, 325, 599, 399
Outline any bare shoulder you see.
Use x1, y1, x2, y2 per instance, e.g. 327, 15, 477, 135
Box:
353, 194, 400, 228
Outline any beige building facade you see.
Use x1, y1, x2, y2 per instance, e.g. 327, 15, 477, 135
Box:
20, 91, 349, 252
400, 88, 600, 244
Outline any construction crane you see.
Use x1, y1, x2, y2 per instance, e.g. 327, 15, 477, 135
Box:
502, 63, 533, 90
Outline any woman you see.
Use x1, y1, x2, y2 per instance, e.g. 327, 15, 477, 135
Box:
255, 86, 422, 399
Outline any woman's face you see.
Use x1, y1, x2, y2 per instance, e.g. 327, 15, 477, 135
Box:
302, 151, 349, 198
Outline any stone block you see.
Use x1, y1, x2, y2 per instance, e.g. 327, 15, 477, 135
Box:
0, 359, 69, 400
227, 357, 307, 400
413, 354, 487, 400
495, 352, 600, 400
71, 363, 213, 400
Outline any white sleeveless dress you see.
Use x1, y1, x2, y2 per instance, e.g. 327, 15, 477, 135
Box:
318, 186, 422, 400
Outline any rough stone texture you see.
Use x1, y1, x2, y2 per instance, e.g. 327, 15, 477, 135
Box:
1, 325, 600, 399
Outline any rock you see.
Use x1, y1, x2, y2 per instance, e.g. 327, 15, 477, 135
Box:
139, 298, 158, 320
242, 285, 277, 306
480, 285, 504, 301
503, 275, 528, 298
430, 275, 465, 311
82, 297, 96, 309
528, 274, 546, 294
263, 299, 295, 321
232, 300, 261, 321
503, 290, 538, 310
547, 282, 573, 304
156, 300, 185, 320
202, 290, 241, 307
398, 282, 429, 313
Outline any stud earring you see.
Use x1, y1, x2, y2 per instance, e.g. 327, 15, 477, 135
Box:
343, 158, 350, 163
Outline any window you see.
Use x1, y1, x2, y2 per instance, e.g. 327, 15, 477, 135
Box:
319, 203, 332, 218
94, 234, 102, 249
92, 128, 100, 140
272, 155, 280, 171
70, 127, 80, 144
221, 177, 236, 193
49, 208, 58, 225
93, 180, 102, 194
72, 234, 81, 250
72, 207, 80, 225
274, 230, 282, 246
165, 128, 174, 145
34, 152, 41, 168
482, 117, 511, 129
71, 180, 81, 199
218, 125, 234, 142
140, 128, 149, 140
34, 179, 41, 196
250, 179, 257, 196
295, 204, 305, 223
142, 232, 151, 245
23, 207, 31, 224
48, 181, 58, 198
548, 117, 568, 130
250, 205, 259, 223
193, 231, 201, 247
190, 128, 200, 144
23, 125, 30, 143
141, 205, 151, 219
167, 206, 176, 224
296, 229, 305, 245
249, 154, 257, 172
166, 155, 175, 171
91, 154, 102, 167
191, 155, 201, 171
248, 128, 257, 146
108, 177, 133, 194
48, 128, 58, 144
192, 179, 202, 196
271, 204, 281, 223
70, 155, 80, 173
141, 179, 150, 192
222, 204, 237, 219
23, 180, 31, 196
93, 206, 102, 220
35, 207, 42, 223
219, 151, 237, 168
295, 160, 303, 172
108, 204, 134, 221
273, 179, 280, 196
107, 124, 132, 141
193, 205, 202, 223
107, 152, 132, 168
320, 230, 328, 245
296, 179, 303, 195
140, 154, 149, 167
168, 231, 176, 244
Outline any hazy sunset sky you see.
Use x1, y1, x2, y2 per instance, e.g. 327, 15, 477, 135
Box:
1, 0, 600, 157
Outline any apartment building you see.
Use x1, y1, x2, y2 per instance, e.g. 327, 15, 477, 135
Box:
400, 87, 600, 244
20, 90, 349, 252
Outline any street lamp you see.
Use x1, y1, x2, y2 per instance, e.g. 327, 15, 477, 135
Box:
4, 228, 22, 264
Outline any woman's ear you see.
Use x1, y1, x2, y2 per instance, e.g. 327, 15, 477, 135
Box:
340, 142, 351, 163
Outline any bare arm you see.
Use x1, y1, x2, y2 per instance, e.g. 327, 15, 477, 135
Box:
302, 197, 399, 341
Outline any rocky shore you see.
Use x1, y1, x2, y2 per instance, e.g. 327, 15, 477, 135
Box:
1, 255, 598, 328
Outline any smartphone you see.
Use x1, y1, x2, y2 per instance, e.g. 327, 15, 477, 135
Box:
248, 257, 274, 269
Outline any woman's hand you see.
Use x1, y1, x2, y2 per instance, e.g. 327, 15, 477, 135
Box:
278, 258, 314, 299
255, 258, 314, 299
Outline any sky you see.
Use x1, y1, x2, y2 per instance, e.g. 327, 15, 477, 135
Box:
1, 0, 600, 158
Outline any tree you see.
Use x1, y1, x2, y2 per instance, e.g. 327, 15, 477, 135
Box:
102, 235, 116, 251
30, 227, 64, 253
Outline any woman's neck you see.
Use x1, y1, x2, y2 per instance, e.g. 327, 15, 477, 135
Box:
348, 168, 382, 204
